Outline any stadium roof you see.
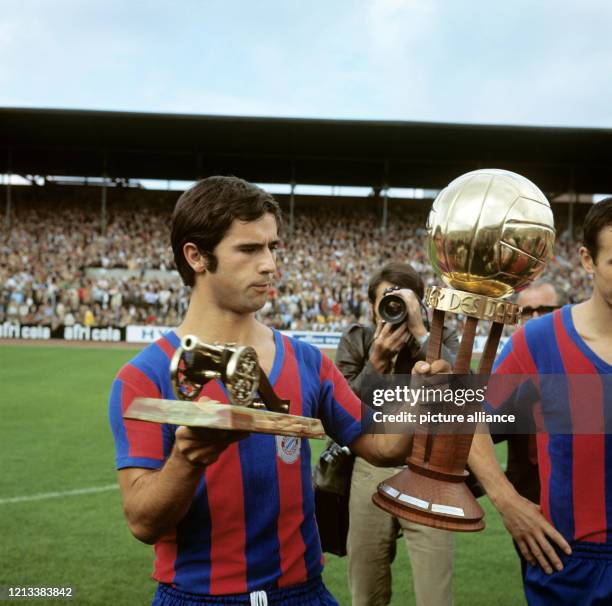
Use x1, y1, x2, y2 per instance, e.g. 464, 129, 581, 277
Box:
2, 107, 612, 193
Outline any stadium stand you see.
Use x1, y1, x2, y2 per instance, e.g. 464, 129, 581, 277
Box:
0, 185, 592, 333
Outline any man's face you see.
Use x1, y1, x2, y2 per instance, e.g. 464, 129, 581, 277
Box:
580, 225, 612, 308
206, 213, 279, 314
517, 283, 559, 323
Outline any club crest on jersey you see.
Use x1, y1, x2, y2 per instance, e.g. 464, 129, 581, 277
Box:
275, 435, 301, 464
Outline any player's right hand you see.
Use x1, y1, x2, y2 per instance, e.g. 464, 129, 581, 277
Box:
174, 425, 244, 467
174, 425, 248, 467
174, 395, 250, 468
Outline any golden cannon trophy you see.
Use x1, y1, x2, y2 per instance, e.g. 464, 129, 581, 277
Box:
124, 335, 325, 439
373, 168, 556, 531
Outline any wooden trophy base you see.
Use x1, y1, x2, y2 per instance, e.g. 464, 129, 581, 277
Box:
373, 464, 485, 532
370, 298, 511, 532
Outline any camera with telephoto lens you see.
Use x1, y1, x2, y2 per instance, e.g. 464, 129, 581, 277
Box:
377, 285, 409, 328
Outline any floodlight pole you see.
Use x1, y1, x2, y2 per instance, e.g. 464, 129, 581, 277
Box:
5, 177, 12, 230
101, 152, 108, 235
381, 187, 388, 233
289, 181, 295, 236
289, 165, 296, 236
101, 178, 108, 234
568, 189, 577, 239
568, 167, 575, 239
381, 160, 389, 233
5, 149, 12, 230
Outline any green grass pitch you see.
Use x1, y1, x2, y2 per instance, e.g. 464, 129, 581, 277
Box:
0, 344, 525, 605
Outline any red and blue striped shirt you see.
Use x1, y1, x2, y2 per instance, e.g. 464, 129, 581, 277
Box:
489, 305, 612, 544
109, 329, 362, 594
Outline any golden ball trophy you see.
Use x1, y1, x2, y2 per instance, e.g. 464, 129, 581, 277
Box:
373, 168, 555, 531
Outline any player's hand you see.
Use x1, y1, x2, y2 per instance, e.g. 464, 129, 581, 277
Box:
174, 396, 249, 467
411, 359, 452, 375
497, 494, 572, 574
174, 425, 248, 467
370, 321, 410, 372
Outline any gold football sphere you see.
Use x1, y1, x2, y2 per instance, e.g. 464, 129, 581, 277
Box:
426, 169, 556, 298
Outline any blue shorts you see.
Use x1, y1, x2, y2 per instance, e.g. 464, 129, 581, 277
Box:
525, 542, 612, 606
151, 577, 339, 606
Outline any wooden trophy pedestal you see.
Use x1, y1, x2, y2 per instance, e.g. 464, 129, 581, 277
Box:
372, 460, 485, 532
372, 301, 505, 533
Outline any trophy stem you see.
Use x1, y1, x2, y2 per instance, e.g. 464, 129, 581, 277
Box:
374, 287, 520, 531
454, 316, 478, 374
426, 308, 446, 363
478, 321, 504, 374
374, 300, 487, 531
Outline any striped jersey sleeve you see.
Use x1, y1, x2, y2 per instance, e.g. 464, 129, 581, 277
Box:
108, 335, 178, 470
317, 352, 363, 446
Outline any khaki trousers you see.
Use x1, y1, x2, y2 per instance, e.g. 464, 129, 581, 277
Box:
347, 457, 454, 606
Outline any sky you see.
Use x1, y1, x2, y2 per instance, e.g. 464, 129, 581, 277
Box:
2, 0, 612, 128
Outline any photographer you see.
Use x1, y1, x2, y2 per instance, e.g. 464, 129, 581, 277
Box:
336, 262, 459, 606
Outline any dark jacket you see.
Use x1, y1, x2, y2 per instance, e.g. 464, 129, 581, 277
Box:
336, 322, 460, 399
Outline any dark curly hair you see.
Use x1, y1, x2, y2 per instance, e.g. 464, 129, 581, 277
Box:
583, 197, 612, 263
171, 176, 282, 286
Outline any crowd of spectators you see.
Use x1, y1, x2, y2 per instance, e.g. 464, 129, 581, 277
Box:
0, 196, 592, 333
